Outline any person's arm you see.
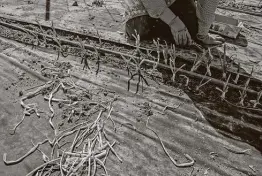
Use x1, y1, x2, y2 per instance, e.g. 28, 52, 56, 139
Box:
140, 0, 191, 46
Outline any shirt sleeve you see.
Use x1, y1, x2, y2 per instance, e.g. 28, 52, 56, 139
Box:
139, 0, 169, 18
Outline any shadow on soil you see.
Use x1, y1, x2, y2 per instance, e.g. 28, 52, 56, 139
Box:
157, 57, 262, 153
164, 73, 262, 153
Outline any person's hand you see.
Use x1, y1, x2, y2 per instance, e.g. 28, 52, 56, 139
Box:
196, 34, 225, 45
169, 17, 192, 46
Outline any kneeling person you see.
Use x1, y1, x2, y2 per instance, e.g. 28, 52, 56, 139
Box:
124, 0, 224, 46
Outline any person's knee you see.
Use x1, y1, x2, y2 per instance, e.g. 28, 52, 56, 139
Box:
125, 16, 151, 39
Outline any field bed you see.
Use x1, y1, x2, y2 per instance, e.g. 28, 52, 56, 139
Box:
0, 11, 261, 150
0, 15, 261, 103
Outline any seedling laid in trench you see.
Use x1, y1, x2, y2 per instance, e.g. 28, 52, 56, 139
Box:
179, 75, 190, 87
49, 21, 69, 60
216, 74, 231, 99
191, 49, 206, 73
238, 67, 253, 106
168, 44, 186, 82
36, 20, 48, 47
126, 56, 149, 93
88, 23, 104, 75
219, 44, 235, 80
152, 38, 161, 68
250, 90, 262, 108
121, 31, 149, 93
233, 62, 241, 84
196, 71, 212, 92
205, 48, 214, 76
132, 30, 141, 56
77, 36, 92, 70
145, 38, 161, 78
162, 41, 169, 65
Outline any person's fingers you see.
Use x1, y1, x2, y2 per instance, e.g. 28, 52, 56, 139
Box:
186, 31, 192, 45
177, 33, 181, 46
174, 33, 179, 45
175, 34, 179, 46
175, 33, 179, 46
172, 30, 177, 45
184, 32, 188, 46
181, 32, 187, 46
179, 32, 184, 46
178, 33, 183, 46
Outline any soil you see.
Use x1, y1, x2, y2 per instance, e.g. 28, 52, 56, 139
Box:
0, 0, 262, 176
